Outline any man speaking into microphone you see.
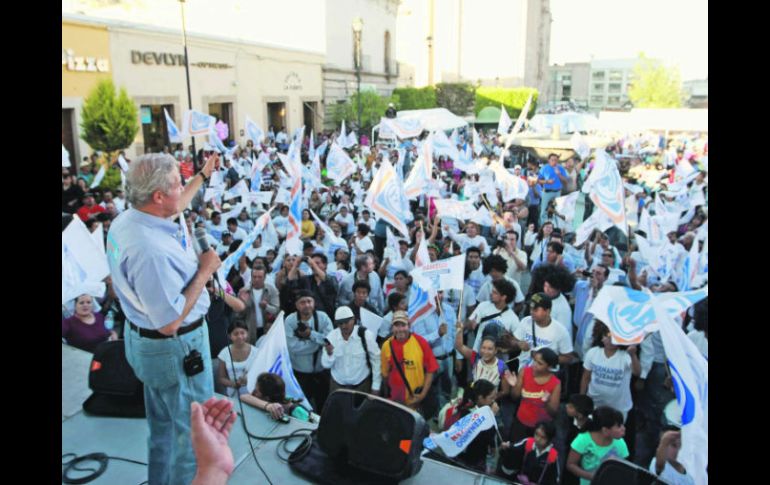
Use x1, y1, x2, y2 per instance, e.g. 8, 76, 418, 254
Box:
107, 152, 219, 485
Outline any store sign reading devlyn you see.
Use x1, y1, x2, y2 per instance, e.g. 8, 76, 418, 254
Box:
130, 51, 232, 69
62, 49, 110, 73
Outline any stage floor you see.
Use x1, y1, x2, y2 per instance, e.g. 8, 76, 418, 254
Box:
62, 344, 511, 484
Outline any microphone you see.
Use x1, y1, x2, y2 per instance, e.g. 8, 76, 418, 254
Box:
194, 227, 212, 253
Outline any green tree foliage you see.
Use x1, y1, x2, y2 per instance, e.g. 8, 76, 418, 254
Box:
331, 90, 398, 133
80, 80, 138, 192
392, 86, 437, 110
435, 83, 476, 116
627, 54, 683, 108
80, 79, 139, 153
475, 87, 538, 118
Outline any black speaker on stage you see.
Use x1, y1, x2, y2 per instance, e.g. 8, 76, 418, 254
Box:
317, 390, 429, 481
591, 458, 666, 485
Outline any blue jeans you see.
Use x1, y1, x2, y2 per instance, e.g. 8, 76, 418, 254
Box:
125, 324, 214, 485
539, 190, 561, 225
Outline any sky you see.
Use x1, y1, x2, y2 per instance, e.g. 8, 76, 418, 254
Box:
549, 0, 708, 81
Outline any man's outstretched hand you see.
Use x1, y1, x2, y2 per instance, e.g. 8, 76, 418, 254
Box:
190, 397, 237, 485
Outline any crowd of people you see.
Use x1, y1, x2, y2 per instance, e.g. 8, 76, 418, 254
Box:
62, 122, 707, 484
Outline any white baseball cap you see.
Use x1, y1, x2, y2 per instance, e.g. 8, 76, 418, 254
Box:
334, 306, 355, 323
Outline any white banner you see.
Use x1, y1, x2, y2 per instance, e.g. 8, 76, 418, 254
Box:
410, 254, 466, 291
423, 405, 497, 457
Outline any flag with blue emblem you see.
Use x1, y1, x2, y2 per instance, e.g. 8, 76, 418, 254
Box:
586, 286, 708, 346
423, 405, 497, 457
653, 300, 708, 485
183, 110, 216, 136
245, 116, 265, 145
325, 143, 357, 185
246, 311, 312, 411
164, 108, 183, 143
404, 134, 434, 199
581, 150, 627, 233
407, 273, 435, 325
364, 159, 409, 237
208, 127, 228, 154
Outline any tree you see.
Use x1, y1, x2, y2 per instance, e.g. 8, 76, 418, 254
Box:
331, 90, 398, 134
435, 83, 475, 116
628, 54, 684, 108
80, 79, 139, 191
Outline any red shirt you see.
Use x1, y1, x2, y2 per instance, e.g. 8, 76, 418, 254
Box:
180, 161, 195, 180
77, 204, 106, 222
516, 366, 560, 427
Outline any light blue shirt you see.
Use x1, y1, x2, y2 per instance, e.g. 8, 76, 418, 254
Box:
284, 310, 333, 373
410, 302, 456, 357
106, 209, 210, 331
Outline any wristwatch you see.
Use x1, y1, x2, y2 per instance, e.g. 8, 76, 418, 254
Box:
198, 171, 210, 183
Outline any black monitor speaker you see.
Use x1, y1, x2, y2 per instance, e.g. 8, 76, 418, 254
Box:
591, 457, 667, 485
317, 390, 429, 481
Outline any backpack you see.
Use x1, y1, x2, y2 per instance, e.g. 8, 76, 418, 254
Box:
82, 340, 145, 418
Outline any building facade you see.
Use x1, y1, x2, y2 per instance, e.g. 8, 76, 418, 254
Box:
322, 0, 400, 130
544, 62, 590, 107
62, 20, 113, 173
62, 14, 324, 160
683, 78, 708, 108
396, 0, 551, 95
588, 58, 644, 111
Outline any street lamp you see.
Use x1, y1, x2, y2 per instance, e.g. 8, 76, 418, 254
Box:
352, 17, 363, 144
179, 0, 197, 169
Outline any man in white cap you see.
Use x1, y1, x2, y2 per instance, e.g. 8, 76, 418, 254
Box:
322, 306, 381, 394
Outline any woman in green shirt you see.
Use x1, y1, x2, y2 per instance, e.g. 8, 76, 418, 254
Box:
566, 406, 629, 485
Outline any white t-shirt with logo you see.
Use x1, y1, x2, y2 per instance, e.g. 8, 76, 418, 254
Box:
583, 347, 633, 416
514, 317, 573, 371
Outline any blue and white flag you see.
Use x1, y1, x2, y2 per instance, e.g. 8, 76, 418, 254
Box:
309, 209, 349, 262
364, 159, 410, 237
404, 135, 434, 199
653, 300, 708, 485
497, 105, 512, 135
407, 273, 435, 325
326, 143, 357, 185
431, 129, 460, 162
245, 116, 265, 146
246, 311, 312, 411
423, 405, 497, 457
449, 128, 460, 147
316, 139, 329, 159
346, 131, 358, 148
183, 110, 216, 136
587, 286, 708, 346
164, 108, 183, 143
224, 180, 249, 201
582, 150, 627, 234
208, 127, 228, 154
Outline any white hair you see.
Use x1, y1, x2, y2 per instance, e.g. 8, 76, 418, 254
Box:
126, 153, 178, 207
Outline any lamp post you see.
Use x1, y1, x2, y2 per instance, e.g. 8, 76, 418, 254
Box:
179, 0, 197, 169
352, 17, 363, 145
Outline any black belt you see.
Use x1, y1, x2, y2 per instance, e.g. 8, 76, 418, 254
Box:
544, 189, 561, 193
434, 353, 450, 360
129, 318, 204, 339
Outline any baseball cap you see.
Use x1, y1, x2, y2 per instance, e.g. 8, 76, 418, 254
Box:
222, 203, 232, 210
530, 292, 552, 310
392, 311, 409, 326
334, 306, 355, 323
295, 289, 314, 301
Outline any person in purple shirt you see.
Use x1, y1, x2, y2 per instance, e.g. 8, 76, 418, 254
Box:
538, 154, 570, 225
62, 294, 117, 353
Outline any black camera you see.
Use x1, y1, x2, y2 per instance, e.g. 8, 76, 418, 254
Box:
183, 349, 205, 376
295, 321, 309, 339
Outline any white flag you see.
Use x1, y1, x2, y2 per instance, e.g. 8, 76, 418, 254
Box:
423, 405, 497, 457
245, 116, 265, 146
503, 93, 533, 149
224, 180, 249, 201
62, 217, 110, 292
432, 129, 460, 161
246, 312, 312, 410
89, 164, 106, 189
410, 254, 466, 292
575, 209, 613, 246
164, 108, 183, 143
117, 154, 130, 173
497, 105, 512, 135
62, 145, 71, 167
326, 143, 357, 185
336, 120, 347, 146
359, 307, 385, 335
653, 300, 708, 485
472, 128, 483, 156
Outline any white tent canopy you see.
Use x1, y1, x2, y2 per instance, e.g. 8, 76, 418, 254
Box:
396, 108, 468, 133
529, 111, 601, 134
